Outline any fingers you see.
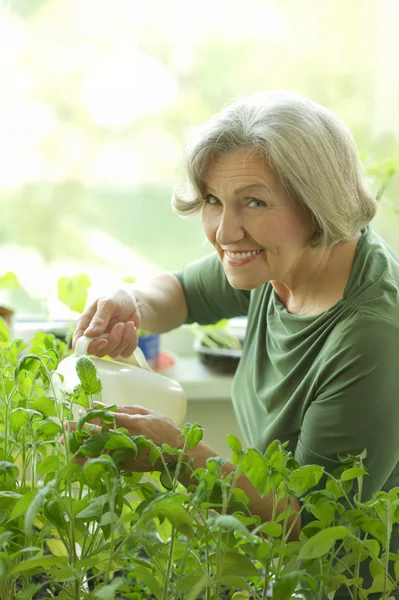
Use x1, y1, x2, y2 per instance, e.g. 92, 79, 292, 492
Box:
113, 405, 152, 416
72, 300, 99, 349
84, 297, 115, 337
64, 421, 102, 434
73, 289, 141, 358
96, 321, 139, 358
76, 404, 151, 429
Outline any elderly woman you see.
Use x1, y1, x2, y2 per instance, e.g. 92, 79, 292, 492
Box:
73, 91, 399, 540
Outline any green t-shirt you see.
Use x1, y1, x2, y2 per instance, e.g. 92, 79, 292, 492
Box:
176, 226, 399, 500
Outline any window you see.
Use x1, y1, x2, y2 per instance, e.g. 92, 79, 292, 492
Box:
0, 0, 398, 319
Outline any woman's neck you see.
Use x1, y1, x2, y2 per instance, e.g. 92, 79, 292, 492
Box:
271, 233, 362, 317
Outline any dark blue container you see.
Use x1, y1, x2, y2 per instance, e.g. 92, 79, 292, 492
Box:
138, 333, 160, 368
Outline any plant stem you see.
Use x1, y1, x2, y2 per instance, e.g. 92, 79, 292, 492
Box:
383, 501, 393, 600
324, 473, 355, 509
162, 526, 176, 600
262, 557, 272, 600
205, 511, 212, 600
213, 529, 223, 600
105, 479, 117, 585
0, 369, 9, 459
352, 475, 363, 600
61, 399, 80, 598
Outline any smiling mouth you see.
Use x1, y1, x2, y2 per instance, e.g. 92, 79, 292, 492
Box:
225, 249, 263, 259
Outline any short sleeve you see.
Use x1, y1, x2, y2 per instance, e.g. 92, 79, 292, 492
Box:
294, 315, 399, 500
174, 253, 251, 325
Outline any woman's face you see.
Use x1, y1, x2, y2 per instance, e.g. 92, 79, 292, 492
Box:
201, 149, 314, 290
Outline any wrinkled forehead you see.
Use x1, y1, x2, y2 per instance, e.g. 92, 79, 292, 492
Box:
201, 148, 279, 194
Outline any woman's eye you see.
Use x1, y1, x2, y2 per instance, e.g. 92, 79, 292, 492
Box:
247, 198, 267, 208
204, 194, 220, 205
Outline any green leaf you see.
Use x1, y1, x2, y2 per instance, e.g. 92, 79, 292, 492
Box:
75, 357, 102, 395
0, 461, 19, 484
140, 494, 194, 538
209, 550, 258, 577
99, 511, 118, 526
76, 494, 107, 519
239, 448, 268, 494
257, 542, 271, 560
29, 395, 57, 417
10, 489, 38, 520
220, 578, 253, 593
0, 271, 19, 289
83, 456, 118, 489
94, 577, 124, 600
78, 433, 109, 457
36, 456, 63, 476
71, 385, 90, 408
35, 420, 62, 437
360, 518, 386, 545
0, 318, 11, 346
368, 573, 394, 594
9, 554, 69, 576
364, 539, 380, 558
134, 566, 162, 600
14, 584, 43, 599
24, 480, 56, 536
326, 478, 343, 498
255, 521, 283, 538
57, 274, 91, 314
272, 570, 305, 600
340, 467, 368, 481
161, 442, 179, 456
230, 487, 250, 506
299, 526, 350, 560
227, 434, 243, 455
184, 423, 204, 449
105, 431, 137, 452
77, 408, 115, 431
0, 491, 22, 509
367, 156, 399, 176
288, 465, 324, 496
211, 515, 253, 538
10, 408, 42, 431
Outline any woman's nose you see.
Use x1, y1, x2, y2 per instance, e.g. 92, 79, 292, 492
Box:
215, 210, 245, 246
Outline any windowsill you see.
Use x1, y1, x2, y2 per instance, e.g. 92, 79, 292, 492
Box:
162, 354, 234, 401
160, 326, 234, 401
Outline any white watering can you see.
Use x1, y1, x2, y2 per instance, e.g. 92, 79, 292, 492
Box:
53, 335, 187, 425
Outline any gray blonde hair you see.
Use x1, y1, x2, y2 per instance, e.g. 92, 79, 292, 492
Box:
171, 90, 377, 247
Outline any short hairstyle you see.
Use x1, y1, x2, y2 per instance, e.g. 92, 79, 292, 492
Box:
171, 90, 377, 247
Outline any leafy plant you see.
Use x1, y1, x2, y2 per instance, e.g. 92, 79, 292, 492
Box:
0, 320, 398, 599
57, 274, 92, 315
367, 156, 399, 204
190, 320, 242, 351
0, 272, 20, 290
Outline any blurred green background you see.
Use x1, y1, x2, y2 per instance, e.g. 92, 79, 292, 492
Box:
0, 0, 398, 317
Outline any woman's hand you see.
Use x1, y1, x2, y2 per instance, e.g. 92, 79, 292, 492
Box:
65, 404, 184, 472
72, 289, 141, 358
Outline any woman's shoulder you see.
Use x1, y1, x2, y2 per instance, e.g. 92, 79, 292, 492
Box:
345, 227, 399, 320
323, 310, 399, 367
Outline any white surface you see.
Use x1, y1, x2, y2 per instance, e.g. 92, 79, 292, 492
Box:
161, 325, 236, 401
163, 355, 233, 401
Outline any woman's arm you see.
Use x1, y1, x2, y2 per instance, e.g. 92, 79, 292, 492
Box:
182, 440, 302, 540
131, 272, 188, 333
68, 405, 302, 540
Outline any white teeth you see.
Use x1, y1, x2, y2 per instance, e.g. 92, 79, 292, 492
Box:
226, 250, 261, 259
